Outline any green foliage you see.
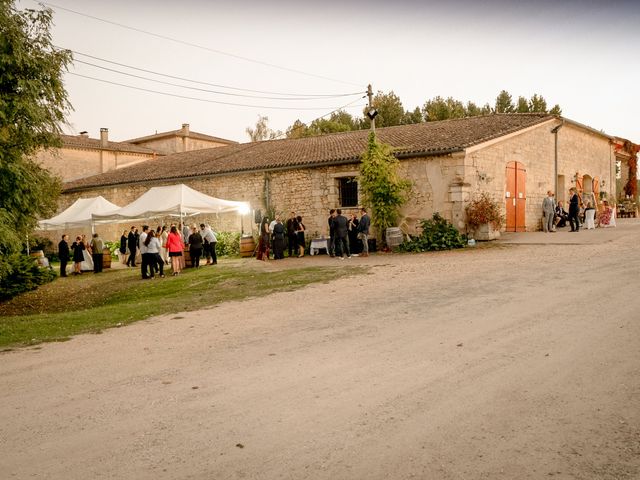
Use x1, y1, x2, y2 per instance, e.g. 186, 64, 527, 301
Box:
0, 2, 71, 254
246, 115, 282, 141
400, 213, 466, 252
359, 132, 412, 240
495, 90, 515, 113
517, 96, 530, 113
216, 231, 241, 257
423, 96, 466, 121
465, 193, 504, 229
0, 253, 56, 301
104, 241, 120, 257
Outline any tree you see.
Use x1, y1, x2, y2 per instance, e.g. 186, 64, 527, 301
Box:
495, 90, 515, 113
359, 132, 412, 244
0, 1, 72, 254
529, 94, 548, 113
369, 91, 406, 128
549, 104, 562, 115
403, 106, 423, 125
516, 96, 530, 113
285, 119, 309, 139
465, 101, 483, 117
423, 96, 466, 122
245, 115, 282, 141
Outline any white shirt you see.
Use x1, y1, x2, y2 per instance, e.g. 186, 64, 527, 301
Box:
139, 231, 148, 254
269, 220, 277, 233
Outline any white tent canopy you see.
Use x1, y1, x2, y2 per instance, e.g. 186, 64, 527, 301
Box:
92, 184, 250, 224
37, 196, 121, 231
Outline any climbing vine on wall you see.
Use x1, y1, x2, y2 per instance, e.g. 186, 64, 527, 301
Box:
623, 141, 639, 198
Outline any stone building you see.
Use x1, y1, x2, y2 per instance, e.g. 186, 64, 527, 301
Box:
35, 124, 237, 182
59, 114, 630, 241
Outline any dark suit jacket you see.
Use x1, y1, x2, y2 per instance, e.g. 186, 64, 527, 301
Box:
333, 215, 348, 237
127, 231, 137, 251
58, 240, 70, 262
569, 194, 579, 214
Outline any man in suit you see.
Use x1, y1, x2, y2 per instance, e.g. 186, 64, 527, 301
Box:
542, 190, 556, 233
333, 209, 350, 259
568, 187, 580, 232
358, 207, 371, 257
127, 226, 137, 266
58, 234, 70, 277
328, 209, 337, 257
286, 211, 298, 257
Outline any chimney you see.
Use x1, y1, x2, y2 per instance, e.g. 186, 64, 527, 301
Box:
79, 131, 89, 138
100, 128, 108, 147
181, 123, 190, 136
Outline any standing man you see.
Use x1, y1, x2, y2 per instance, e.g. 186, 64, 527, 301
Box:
358, 207, 371, 257
568, 187, 580, 232
58, 234, 70, 277
139, 225, 150, 279
90, 232, 104, 273
333, 209, 350, 259
286, 211, 298, 257
200, 224, 218, 265
328, 209, 337, 257
542, 190, 556, 233
127, 226, 137, 267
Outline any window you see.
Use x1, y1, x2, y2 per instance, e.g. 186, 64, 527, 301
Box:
338, 177, 358, 207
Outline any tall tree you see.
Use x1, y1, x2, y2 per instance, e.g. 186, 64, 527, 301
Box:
549, 104, 562, 115
0, 1, 72, 254
423, 96, 466, 122
285, 119, 309, 139
370, 91, 406, 128
516, 96, 530, 113
403, 106, 423, 125
495, 90, 515, 113
246, 115, 282, 141
529, 94, 548, 113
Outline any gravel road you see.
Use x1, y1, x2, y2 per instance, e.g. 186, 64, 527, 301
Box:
1, 221, 639, 479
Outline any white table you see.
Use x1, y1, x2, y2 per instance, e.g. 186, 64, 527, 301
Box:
310, 238, 329, 255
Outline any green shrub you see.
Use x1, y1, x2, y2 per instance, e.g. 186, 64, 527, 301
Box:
216, 232, 241, 257
104, 241, 120, 257
399, 213, 466, 252
0, 253, 57, 301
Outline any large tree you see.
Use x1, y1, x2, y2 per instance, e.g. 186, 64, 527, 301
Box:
494, 90, 515, 113
246, 115, 282, 141
0, 1, 72, 254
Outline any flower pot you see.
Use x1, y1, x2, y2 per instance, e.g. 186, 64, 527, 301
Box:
472, 224, 500, 241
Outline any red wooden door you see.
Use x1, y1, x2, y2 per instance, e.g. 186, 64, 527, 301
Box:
505, 161, 527, 232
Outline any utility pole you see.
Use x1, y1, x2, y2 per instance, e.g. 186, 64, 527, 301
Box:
366, 84, 377, 133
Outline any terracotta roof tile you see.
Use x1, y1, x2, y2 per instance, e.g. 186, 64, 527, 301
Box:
63, 114, 554, 192
61, 134, 158, 155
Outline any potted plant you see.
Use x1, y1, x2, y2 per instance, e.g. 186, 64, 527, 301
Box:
465, 193, 504, 240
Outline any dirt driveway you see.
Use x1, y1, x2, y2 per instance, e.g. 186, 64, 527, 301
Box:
1, 221, 639, 479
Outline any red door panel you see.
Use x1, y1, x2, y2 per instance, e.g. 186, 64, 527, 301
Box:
506, 161, 527, 232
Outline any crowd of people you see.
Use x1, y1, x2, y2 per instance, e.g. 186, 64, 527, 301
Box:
57, 232, 105, 277
255, 207, 371, 261
542, 188, 616, 233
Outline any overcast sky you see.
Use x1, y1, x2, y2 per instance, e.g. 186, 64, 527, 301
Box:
18, 0, 640, 143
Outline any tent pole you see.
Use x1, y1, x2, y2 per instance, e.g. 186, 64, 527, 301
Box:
26, 233, 30, 255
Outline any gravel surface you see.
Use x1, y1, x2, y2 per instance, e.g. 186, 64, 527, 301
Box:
1, 220, 639, 479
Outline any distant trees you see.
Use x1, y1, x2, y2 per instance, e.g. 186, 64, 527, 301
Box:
270, 89, 563, 140
246, 115, 282, 141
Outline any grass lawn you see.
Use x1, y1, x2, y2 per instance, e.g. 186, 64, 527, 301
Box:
0, 258, 365, 349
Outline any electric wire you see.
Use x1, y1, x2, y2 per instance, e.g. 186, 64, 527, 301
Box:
43, 2, 365, 88
73, 59, 364, 101
68, 71, 367, 111
66, 49, 364, 98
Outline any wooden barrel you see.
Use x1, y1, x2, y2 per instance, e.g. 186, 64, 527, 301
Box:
240, 236, 256, 257
385, 227, 403, 248
102, 248, 112, 269
183, 248, 192, 267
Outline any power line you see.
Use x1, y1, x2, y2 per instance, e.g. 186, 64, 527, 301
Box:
43, 2, 365, 88
67, 71, 367, 111
73, 58, 364, 101
67, 49, 364, 98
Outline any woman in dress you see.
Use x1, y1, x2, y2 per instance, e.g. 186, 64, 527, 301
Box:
598, 200, 615, 227
257, 217, 270, 261
272, 218, 285, 260
188, 225, 204, 268
166, 225, 184, 275
71, 235, 85, 275
80, 234, 94, 271
296, 215, 305, 258
159, 226, 169, 265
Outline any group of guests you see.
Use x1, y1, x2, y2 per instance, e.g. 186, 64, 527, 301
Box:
255, 207, 371, 261
542, 188, 616, 233
57, 232, 105, 277
120, 223, 219, 279
257, 213, 306, 260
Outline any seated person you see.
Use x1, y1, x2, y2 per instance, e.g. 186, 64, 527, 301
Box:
598, 200, 615, 227
554, 201, 569, 228
584, 202, 596, 229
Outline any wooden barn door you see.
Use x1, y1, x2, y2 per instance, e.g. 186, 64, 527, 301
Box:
505, 161, 527, 232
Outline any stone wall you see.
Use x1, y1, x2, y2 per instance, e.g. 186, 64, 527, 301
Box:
466, 121, 614, 231
133, 137, 231, 155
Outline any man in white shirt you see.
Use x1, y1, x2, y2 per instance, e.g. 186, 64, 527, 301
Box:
200, 223, 218, 265
138, 225, 151, 279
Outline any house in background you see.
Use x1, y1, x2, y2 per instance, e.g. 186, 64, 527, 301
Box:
58, 114, 634, 240
34, 124, 237, 182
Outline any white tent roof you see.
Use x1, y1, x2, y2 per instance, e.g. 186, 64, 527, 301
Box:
92, 184, 250, 223
38, 196, 121, 230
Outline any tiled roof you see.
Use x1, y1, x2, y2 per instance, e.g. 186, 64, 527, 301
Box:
126, 129, 238, 145
63, 114, 555, 192
61, 134, 158, 155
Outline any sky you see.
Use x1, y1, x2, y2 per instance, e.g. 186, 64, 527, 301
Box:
16, 0, 640, 144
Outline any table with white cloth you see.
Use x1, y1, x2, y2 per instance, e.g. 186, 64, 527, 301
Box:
310, 238, 329, 255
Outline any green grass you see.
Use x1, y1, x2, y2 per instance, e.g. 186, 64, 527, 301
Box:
0, 259, 365, 349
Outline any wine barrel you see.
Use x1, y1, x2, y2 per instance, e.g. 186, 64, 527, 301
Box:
102, 248, 112, 269
183, 248, 192, 268
240, 236, 256, 258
